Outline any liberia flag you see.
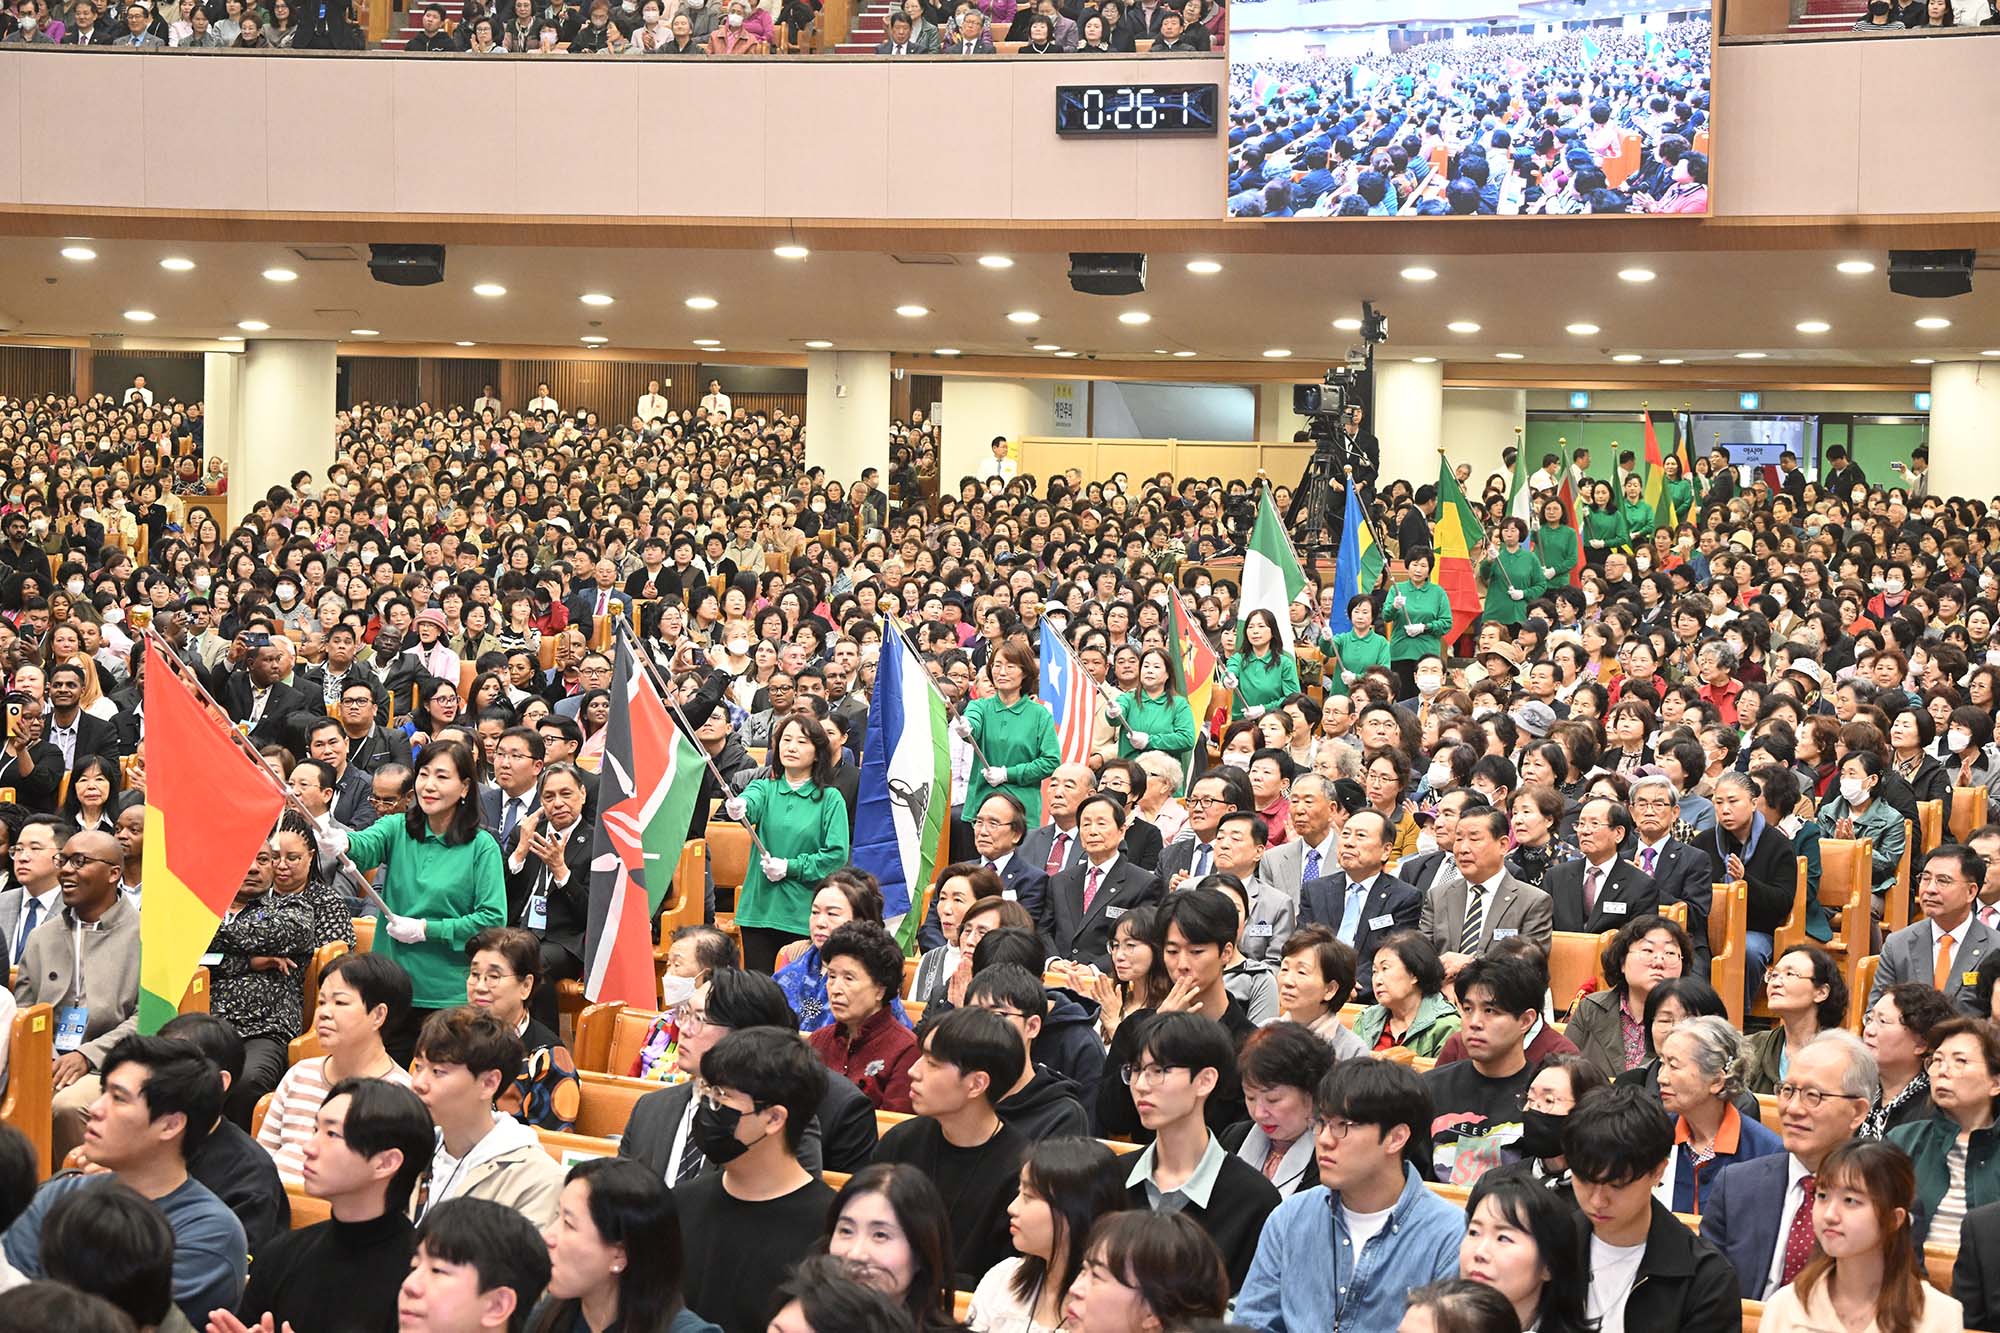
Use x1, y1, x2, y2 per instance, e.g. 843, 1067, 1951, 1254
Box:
1040, 621, 1095, 770
583, 625, 704, 1008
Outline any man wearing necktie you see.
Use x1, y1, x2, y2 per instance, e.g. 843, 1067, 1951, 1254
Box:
1298, 809, 1421, 1000
502, 767, 593, 1028
1863, 841, 1997, 1017
1163, 770, 1246, 892
1545, 797, 1658, 935
873, 10, 913, 50
1627, 771, 1716, 973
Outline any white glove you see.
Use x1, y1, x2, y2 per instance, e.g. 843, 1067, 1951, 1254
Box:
1341, 670, 1357, 685
1217, 670, 1238, 690
1244, 704, 1265, 719
761, 854, 789, 881
951, 715, 973, 740
1509, 588, 1525, 601
1104, 704, 1124, 726
1541, 566, 1556, 579
982, 765, 1008, 785
1589, 539, 1605, 549
1130, 731, 1150, 749
385, 914, 426, 945
724, 796, 748, 822
1393, 593, 1407, 609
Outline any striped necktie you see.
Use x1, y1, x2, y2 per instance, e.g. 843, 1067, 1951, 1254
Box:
1460, 883, 1485, 955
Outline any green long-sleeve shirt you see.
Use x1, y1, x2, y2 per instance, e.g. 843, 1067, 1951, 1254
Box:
964, 692, 1061, 824
1620, 499, 1658, 548
1325, 628, 1390, 695
736, 776, 851, 936
345, 815, 508, 1010
1386, 579, 1454, 662
1532, 523, 1578, 588
1582, 509, 1627, 555
1114, 688, 1196, 764
1665, 477, 1694, 520
1226, 649, 1301, 718
1479, 545, 1544, 625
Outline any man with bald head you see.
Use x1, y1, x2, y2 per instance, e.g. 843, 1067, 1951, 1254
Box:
1297, 808, 1422, 1001
1018, 761, 1095, 880
15, 826, 140, 1159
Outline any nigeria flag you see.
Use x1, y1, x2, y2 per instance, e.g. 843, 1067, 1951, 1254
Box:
1243, 484, 1308, 650
853, 621, 952, 953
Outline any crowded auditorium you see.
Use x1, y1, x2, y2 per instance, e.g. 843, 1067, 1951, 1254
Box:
0, 1, 1992, 1332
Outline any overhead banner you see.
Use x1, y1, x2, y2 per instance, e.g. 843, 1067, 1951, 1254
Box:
1226, 1, 1713, 220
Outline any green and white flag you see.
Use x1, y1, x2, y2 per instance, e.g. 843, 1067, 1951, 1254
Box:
1244, 484, 1308, 650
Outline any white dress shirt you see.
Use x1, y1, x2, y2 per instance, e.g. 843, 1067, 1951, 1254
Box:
528, 394, 560, 414
636, 392, 669, 422
1762, 1153, 1817, 1300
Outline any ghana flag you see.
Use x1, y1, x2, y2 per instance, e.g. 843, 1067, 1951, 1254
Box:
139, 636, 287, 1033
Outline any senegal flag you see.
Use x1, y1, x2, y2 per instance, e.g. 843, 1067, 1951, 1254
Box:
1643, 409, 1679, 532
1243, 484, 1308, 651
1433, 456, 1485, 647
140, 637, 287, 1034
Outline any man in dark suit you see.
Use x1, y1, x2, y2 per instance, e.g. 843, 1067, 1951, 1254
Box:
1397, 789, 1480, 895
1954, 1202, 2000, 1332
332, 680, 412, 774
1396, 484, 1437, 561
1545, 797, 1658, 934
619, 967, 877, 1181
1017, 761, 1093, 883
480, 726, 545, 844
563, 558, 629, 640
968, 790, 1048, 919
1157, 768, 1251, 892
207, 636, 310, 751
303, 716, 381, 831
874, 10, 917, 50
295, 624, 382, 716
947, 9, 993, 51
1627, 772, 1715, 973
1701, 1032, 1871, 1300
1039, 792, 1162, 971
42, 662, 119, 775
1298, 809, 1420, 1000
61, 0, 116, 40
501, 764, 593, 1029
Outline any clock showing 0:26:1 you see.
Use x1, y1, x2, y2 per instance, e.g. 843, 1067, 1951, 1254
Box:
1055, 84, 1220, 137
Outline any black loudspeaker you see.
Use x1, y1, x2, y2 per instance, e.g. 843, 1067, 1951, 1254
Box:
1068, 252, 1147, 297
1887, 249, 1974, 299
368, 244, 447, 287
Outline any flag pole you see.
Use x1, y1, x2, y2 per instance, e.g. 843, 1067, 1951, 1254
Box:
1444, 448, 1520, 596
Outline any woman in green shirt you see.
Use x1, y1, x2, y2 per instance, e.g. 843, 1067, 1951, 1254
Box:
960, 638, 1061, 823
1618, 473, 1657, 551
1386, 550, 1455, 693
1108, 646, 1196, 768
1661, 452, 1695, 521
1581, 479, 1625, 567
724, 712, 852, 974
1479, 517, 1543, 627
1222, 607, 1300, 720
1327, 594, 1390, 696
1532, 495, 1579, 591
339, 738, 507, 1065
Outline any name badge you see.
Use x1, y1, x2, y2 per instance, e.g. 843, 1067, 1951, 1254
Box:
1492, 927, 1519, 940
1369, 914, 1396, 931
1604, 900, 1630, 915
1246, 923, 1272, 939
1967, 971, 1982, 987
526, 892, 548, 931
1001, 888, 1018, 902
54, 1004, 88, 1055
1105, 905, 1127, 920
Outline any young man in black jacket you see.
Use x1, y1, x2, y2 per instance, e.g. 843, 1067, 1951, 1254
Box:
964, 960, 1092, 1141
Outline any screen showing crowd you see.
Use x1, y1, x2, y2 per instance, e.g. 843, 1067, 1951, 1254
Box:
1225, 0, 1712, 219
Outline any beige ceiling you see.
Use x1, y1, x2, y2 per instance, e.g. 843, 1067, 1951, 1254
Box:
8, 236, 1996, 372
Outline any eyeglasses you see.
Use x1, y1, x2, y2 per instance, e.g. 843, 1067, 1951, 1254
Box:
970, 817, 1016, 832
58, 852, 120, 870
1310, 1115, 1360, 1139
1773, 1082, 1866, 1110
1119, 1063, 1187, 1088
1928, 1051, 1990, 1076
467, 967, 522, 986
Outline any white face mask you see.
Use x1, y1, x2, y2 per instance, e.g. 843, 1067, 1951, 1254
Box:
277, 583, 297, 602
1950, 729, 1973, 753
1884, 578, 1905, 596
1840, 777, 1869, 805
1425, 761, 1452, 787
1415, 673, 1442, 695
726, 638, 749, 656
658, 973, 698, 1009
65, 579, 84, 597
1582, 588, 1599, 606
1414, 829, 1439, 855
102, 606, 123, 625
725, 9, 740, 23
1195, 582, 1211, 597
193, 574, 212, 592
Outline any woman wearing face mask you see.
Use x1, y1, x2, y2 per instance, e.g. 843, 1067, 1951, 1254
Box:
1478, 519, 1542, 628
1813, 751, 1905, 899
1942, 705, 2000, 790
1385, 550, 1454, 700
530, 1157, 720, 1333
820, 1165, 961, 1333
1219, 609, 1298, 722
1458, 1173, 1595, 1333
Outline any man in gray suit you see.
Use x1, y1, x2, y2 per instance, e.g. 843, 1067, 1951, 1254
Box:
1867, 843, 1998, 1016
1017, 762, 1093, 882
1417, 806, 1552, 981
1258, 773, 1337, 909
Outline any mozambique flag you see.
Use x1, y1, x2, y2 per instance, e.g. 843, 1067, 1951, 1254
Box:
1167, 586, 1220, 774
584, 625, 706, 1009
1433, 456, 1485, 646
139, 637, 287, 1034
1643, 410, 1679, 532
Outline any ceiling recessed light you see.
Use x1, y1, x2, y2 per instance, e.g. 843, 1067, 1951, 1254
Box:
60, 246, 95, 261
1912, 358, 1936, 365
123, 310, 155, 323
236, 319, 268, 332
1916, 317, 1952, 330
220, 335, 244, 343
692, 338, 721, 347
1401, 266, 1437, 282
1153, 349, 1170, 355
1658, 358, 1685, 365
585, 293, 619, 307
1033, 344, 1062, 352
803, 339, 834, 349
580, 335, 610, 345
1566, 322, 1601, 336
1795, 320, 1831, 334
454, 340, 476, 347
933, 348, 962, 356
773, 245, 810, 260
473, 283, 507, 297
1333, 318, 1362, 332
349, 328, 379, 337
1494, 352, 1525, 360
1185, 260, 1222, 275
1262, 348, 1293, 358
977, 255, 1014, 270
1837, 260, 1876, 275
1612, 353, 1645, 363
1053, 350, 1079, 358
1412, 356, 1439, 364
1618, 268, 1656, 283
159, 257, 195, 272
896, 304, 930, 318
1118, 311, 1151, 326
1735, 351, 1767, 359
1446, 321, 1481, 334
1006, 311, 1040, 324
1172, 350, 1197, 358
262, 268, 297, 283
1985, 350, 2000, 357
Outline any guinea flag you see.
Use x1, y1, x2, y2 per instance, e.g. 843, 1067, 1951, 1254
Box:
584, 625, 705, 1009
139, 637, 287, 1033
1433, 455, 1485, 647
1243, 484, 1308, 651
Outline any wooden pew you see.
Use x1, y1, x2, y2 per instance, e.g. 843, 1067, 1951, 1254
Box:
302, 941, 349, 1024
1750, 857, 1814, 1022
574, 1070, 654, 1140
1852, 955, 1880, 1032
1709, 881, 1748, 1030
180, 966, 211, 1014
1951, 785, 1988, 844
1917, 799, 1944, 857
1755, 1093, 1781, 1135
1886, 821, 1916, 934
1548, 930, 1612, 1016
0, 1005, 53, 1178
537, 1128, 619, 1166
353, 917, 375, 953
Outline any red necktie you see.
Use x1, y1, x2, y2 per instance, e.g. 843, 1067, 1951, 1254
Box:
1780, 1175, 1817, 1285
1045, 830, 1068, 876
1083, 866, 1103, 913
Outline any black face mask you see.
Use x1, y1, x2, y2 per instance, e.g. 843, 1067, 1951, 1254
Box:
690, 1096, 764, 1165
1516, 1108, 1568, 1161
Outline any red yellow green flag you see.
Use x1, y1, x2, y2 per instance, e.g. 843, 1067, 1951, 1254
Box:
1432, 455, 1485, 648
1643, 409, 1679, 532
138, 638, 287, 1033
1166, 586, 1219, 778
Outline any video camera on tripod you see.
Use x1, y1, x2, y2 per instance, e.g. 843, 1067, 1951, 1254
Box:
1287, 303, 1386, 554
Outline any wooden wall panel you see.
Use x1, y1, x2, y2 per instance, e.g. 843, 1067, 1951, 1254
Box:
731, 393, 805, 422
419, 357, 501, 411
0, 347, 72, 399
498, 360, 691, 422
908, 374, 941, 423
344, 356, 420, 408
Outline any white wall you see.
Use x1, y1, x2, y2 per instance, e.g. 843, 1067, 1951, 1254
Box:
234, 340, 335, 520
1090, 382, 1257, 441
1443, 388, 1527, 494
1929, 362, 2000, 500
804, 350, 891, 483
939, 378, 1046, 485
1375, 360, 1444, 492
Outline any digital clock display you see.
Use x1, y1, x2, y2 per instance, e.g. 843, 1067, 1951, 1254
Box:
1055, 84, 1219, 137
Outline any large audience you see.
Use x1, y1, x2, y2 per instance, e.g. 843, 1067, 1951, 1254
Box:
0, 378, 1990, 1333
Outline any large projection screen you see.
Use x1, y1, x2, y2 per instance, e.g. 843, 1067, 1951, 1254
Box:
1225, 1, 1713, 220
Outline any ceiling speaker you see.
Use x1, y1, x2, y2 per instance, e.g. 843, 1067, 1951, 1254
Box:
368, 244, 446, 287
1887, 249, 1974, 300
1068, 253, 1146, 297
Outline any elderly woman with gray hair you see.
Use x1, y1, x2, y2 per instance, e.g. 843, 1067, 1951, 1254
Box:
1655, 1014, 1785, 1215
1134, 749, 1192, 845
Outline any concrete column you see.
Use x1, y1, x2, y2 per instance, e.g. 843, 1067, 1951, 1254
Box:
1929, 361, 2000, 499
803, 351, 891, 486
202, 351, 244, 525
223, 341, 336, 526
1374, 358, 1445, 490
1442, 387, 1528, 493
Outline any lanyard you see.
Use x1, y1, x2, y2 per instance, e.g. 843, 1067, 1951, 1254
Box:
70, 913, 87, 1006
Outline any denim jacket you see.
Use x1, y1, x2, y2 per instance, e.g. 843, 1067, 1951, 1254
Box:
1234, 1161, 1463, 1332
